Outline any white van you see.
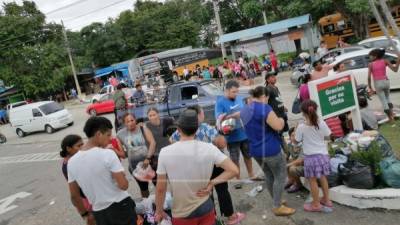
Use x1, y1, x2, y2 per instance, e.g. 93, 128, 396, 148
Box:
9, 101, 73, 137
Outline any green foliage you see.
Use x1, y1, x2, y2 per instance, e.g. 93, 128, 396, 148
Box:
0, 1, 70, 98
277, 52, 297, 63
351, 141, 383, 175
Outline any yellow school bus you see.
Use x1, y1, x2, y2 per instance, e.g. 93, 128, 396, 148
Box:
318, 6, 400, 49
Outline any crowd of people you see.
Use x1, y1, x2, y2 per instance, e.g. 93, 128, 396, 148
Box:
60, 43, 400, 225
177, 50, 281, 85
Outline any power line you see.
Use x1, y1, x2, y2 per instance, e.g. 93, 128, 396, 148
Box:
64, 0, 131, 22
44, 0, 91, 15
0, 0, 133, 47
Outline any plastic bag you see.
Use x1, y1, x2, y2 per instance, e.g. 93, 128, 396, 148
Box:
326, 173, 342, 188
330, 154, 348, 173
339, 161, 375, 189
133, 162, 156, 182
380, 158, 400, 188
291, 94, 301, 114
373, 134, 395, 159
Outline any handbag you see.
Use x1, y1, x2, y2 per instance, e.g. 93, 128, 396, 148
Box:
291, 90, 301, 114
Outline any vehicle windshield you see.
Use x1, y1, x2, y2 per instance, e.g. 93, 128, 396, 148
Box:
39, 102, 64, 115
202, 83, 223, 96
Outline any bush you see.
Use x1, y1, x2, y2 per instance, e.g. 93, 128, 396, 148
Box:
351, 141, 383, 176
277, 52, 297, 63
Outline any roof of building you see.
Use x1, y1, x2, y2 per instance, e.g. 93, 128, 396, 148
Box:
219, 14, 311, 43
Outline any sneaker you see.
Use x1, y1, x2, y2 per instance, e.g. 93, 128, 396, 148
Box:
226, 212, 246, 225
272, 205, 296, 216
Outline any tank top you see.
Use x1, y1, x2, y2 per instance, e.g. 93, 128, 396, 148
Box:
371, 59, 387, 81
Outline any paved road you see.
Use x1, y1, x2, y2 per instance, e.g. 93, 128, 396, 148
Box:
1, 71, 400, 225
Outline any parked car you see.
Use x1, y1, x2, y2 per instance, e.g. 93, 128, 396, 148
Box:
9, 101, 73, 137
358, 36, 400, 51
328, 49, 400, 89
318, 46, 365, 64
86, 93, 134, 116
91, 84, 133, 103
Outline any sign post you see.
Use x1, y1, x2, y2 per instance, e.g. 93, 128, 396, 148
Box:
308, 72, 363, 130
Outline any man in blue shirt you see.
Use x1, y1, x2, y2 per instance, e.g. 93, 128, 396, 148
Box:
215, 80, 255, 183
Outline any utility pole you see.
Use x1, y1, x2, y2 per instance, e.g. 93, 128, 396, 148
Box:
212, 0, 227, 59
368, 0, 398, 51
379, 0, 400, 53
261, 0, 268, 24
61, 20, 82, 98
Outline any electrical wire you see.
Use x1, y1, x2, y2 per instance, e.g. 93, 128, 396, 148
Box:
63, 0, 131, 22
44, 0, 91, 15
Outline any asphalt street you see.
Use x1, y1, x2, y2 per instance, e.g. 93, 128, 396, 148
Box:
1, 71, 400, 225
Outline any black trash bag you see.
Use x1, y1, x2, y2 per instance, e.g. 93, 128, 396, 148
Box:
326, 172, 342, 188
339, 160, 375, 189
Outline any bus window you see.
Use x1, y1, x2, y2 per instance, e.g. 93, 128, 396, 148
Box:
323, 24, 335, 34
337, 20, 345, 30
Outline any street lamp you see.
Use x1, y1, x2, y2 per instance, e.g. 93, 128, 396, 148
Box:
211, 0, 227, 58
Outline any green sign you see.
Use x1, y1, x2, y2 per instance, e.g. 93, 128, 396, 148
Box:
317, 75, 355, 117
8, 94, 25, 104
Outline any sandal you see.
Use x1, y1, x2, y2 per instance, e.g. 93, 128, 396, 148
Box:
320, 200, 333, 208
234, 183, 243, 189
284, 182, 293, 190
272, 205, 296, 216
227, 212, 246, 225
250, 176, 265, 181
303, 203, 322, 212
287, 184, 301, 193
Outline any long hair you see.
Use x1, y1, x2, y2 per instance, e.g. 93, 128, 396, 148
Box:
300, 100, 319, 129
60, 135, 82, 158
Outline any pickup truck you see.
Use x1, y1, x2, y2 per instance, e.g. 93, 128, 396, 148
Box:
118, 80, 223, 126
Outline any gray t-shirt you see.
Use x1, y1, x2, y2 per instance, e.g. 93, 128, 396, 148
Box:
361, 108, 378, 130
117, 127, 148, 170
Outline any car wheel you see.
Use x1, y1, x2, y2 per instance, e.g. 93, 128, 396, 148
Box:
67, 122, 74, 126
89, 109, 97, 116
45, 125, 54, 134
16, 128, 25, 137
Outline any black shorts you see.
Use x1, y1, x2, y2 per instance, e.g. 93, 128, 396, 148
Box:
92, 197, 137, 225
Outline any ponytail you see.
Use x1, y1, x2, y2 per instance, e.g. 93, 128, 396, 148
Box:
248, 86, 269, 98
60, 134, 82, 158
300, 100, 319, 129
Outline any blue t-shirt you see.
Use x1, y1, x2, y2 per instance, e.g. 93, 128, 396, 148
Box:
215, 96, 247, 143
240, 102, 281, 157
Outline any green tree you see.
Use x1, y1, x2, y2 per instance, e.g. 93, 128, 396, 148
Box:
0, 1, 71, 98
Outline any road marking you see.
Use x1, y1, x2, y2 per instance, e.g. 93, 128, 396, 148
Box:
0, 192, 32, 215
0, 152, 60, 164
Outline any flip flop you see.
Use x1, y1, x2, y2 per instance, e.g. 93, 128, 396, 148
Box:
303, 203, 322, 212
250, 176, 265, 181
227, 212, 246, 225
320, 200, 333, 208
234, 183, 243, 189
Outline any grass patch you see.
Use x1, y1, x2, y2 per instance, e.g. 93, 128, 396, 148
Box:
379, 120, 400, 157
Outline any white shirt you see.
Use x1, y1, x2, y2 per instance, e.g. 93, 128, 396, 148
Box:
295, 120, 331, 156
183, 68, 189, 76
68, 147, 129, 211
317, 47, 328, 59
157, 140, 227, 218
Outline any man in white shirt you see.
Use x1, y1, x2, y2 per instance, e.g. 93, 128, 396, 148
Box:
155, 109, 239, 225
316, 41, 328, 59
68, 116, 137, 225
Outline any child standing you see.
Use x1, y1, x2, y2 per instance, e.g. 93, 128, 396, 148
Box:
294, 100, 333, 212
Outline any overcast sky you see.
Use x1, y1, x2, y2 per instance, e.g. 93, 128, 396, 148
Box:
1, 0, 162, 31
